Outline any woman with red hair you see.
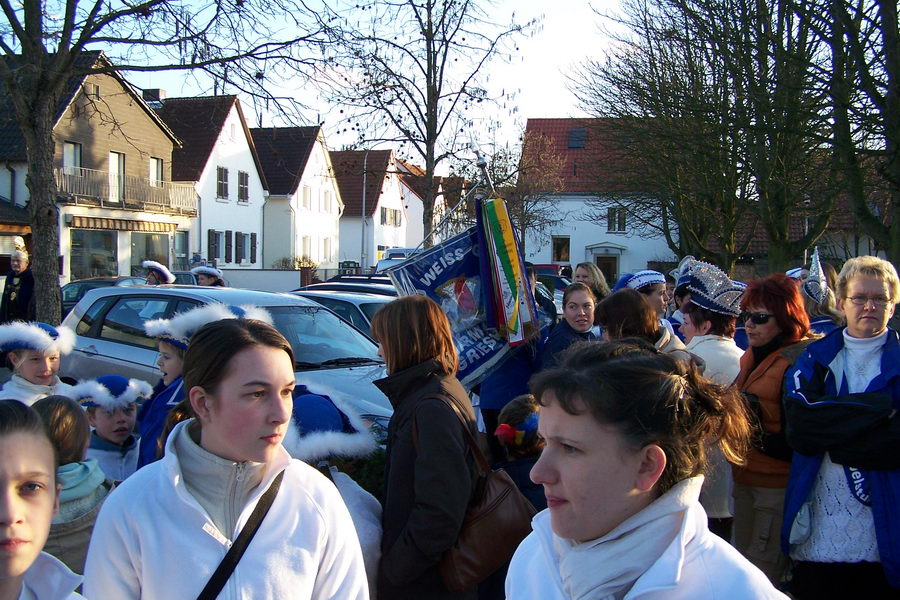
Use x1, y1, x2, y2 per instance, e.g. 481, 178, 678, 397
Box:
731, 274, 814, 585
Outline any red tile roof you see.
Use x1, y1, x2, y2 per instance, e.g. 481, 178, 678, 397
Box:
250, 127, 320, 196
330, 150, 393, 217
155, 96, 237, 182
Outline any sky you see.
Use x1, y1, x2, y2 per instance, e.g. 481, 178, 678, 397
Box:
127, 1, 615, 161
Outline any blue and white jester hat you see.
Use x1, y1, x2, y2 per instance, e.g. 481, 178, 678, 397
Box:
612, 270, 666, 293
71, 375, 153, 409
670, 256, 697, 288
142, 260, 176, 284
687, 263, 746, 317
801, 247, 829, 305
0, 321, 75, 355
786, 267, 809, 280
190, 265, 223, 279
144, 303, 273, 350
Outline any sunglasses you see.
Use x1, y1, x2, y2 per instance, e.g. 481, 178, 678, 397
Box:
741, 311, 775, 325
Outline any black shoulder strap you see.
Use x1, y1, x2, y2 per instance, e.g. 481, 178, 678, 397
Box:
196, 470, 285, 600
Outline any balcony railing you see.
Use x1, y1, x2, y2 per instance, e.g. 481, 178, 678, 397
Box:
54, 167, 197, 214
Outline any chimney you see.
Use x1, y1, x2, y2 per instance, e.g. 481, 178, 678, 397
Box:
142, 89, 166, 109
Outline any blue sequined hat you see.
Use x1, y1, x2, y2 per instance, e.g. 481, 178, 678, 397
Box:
687, 263, 746, 317
802, 247, 829, 305
612, 270, 666, 292
144, 303, 273, 350
670, 256, 698, 288
71, 375, 153, 409
0, 321, 75, 355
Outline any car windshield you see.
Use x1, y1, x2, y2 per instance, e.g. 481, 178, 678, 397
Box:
360, 302, 388, 322
267, 305, 381, 369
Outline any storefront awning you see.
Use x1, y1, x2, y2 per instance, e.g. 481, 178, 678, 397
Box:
67, 215, 177, 232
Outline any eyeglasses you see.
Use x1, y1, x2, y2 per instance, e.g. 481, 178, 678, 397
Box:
741, 311, 775, 325
845, 295, 891, 307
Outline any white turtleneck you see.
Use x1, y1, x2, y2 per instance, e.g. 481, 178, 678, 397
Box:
0, 374, 73, 406
172, 421, 267, 540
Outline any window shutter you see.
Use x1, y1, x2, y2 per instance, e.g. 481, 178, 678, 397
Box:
250, 233, 257, 264
207, 229, 216, 261
235, 231, 244, 264
225, 230, 233, 263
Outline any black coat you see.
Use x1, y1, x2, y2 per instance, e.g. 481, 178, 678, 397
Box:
374, 359, 479, 600
0, 268, 34, 323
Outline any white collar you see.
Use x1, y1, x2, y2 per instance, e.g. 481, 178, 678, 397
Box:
18, 552, 81, 600
9, 374, 59, 393
685, 334, 734, 350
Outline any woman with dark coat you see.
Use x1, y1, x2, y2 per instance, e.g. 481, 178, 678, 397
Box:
0, 250, 34, 323
536, 283, 598, 371
372, 295, 479, 599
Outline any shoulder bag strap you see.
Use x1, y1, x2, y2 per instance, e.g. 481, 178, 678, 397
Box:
413, 394, 490, 476
196, 470, 285, 600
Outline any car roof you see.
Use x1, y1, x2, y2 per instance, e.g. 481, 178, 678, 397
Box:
65, 276, 140, 284
298, 282, 398, 296
76, 285, 323, 308
293, 290, 395, 303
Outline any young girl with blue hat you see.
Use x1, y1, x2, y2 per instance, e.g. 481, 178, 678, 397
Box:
142, 260, 175, 285
0, 321, 75, 405
71, 375, 154, 481
137, 304, 272, 468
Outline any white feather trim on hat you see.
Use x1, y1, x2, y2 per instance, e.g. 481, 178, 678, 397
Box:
144, 303, 274, 348
142, 260, 176, 283
191, 265, 223, 278
71, 378, 153, 409
0, 322, 76, 355
282, 386, 378, 463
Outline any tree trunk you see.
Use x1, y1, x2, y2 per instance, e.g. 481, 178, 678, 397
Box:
22, 104, 62, 325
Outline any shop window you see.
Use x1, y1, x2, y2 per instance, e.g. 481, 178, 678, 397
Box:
131, 232, 169, 275
70, 229, 117, 280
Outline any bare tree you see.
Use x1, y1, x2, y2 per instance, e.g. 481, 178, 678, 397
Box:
1, 0, 330, 323
314, 0, 534, 247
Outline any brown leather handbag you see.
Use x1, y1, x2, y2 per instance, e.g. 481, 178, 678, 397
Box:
418, 395, 538, 593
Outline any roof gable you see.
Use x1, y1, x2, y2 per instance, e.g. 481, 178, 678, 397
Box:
155, 96, 236, 182
250, 126, 320, 195
330, 149, 393, 217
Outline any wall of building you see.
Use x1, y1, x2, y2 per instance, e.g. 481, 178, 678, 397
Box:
290, 137, 342, 269
262, 195, 295, 268
402, 186, 424, 248
0, 163, 29, 206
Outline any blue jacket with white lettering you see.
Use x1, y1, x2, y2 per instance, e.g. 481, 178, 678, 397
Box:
781, 328, 900, 586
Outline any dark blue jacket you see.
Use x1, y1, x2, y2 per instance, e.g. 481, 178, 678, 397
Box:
782, 328, 900, 586
536, 320, 597, 372
479, 339, 542, 411
809, 315, 841, 336
494, 456, 546, 512
136, 377, 184, 469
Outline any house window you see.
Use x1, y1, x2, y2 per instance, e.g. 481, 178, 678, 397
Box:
323, 189, 332, 213
229, 123, 236, 141
207, 229, 225, 262
241, 233, 251, 262
131, 232, 169, 275
149, 157, 164, 187
551, 236, 570, 262
215, 231, 225, 260
63, 142, 82, 175
70, 229, 117, 280
322, 238, 332, 262
301, 236, 311, 259
567, 128, 586, 149
173, 231, 189, 271
302, 186, 311, 209
237, 171, 249, 202
108, 151, 125, 202
380, 207, 401, 227
607, 207, 627, 233
83, 82, 100, 100
216, 167, 229, 199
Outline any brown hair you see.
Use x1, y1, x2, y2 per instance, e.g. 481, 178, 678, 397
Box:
559, 338, 658, 370
562, 282, 596, 308
495, 394, 543, 458
159, 318, 294, 452
682, 302, 737, 338
575, 262, 611, 302
0, 400, 57, 469
370, 295, 458, 375
596, 289, 659, 343
32, 395, 90, 466
530, 350, 751, 496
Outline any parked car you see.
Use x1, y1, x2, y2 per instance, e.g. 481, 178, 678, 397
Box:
292, 290, 393, 337
375, 247, 419, 273
61, 277, 145, 316
296, 282, 398, 297
327, 274, 394, 286
172, 271, 199, 285
60, 287, 392, 431
532, 263, 570, 276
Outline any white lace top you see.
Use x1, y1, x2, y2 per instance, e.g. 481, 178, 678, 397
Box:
791, 329, 886, 563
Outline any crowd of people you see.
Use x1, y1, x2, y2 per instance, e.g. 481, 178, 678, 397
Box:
1, 251, 898, 599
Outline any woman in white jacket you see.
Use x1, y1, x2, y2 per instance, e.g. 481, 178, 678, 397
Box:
83, 317, 368, 599
0, 322, 74, 406
506, 346, 787, 599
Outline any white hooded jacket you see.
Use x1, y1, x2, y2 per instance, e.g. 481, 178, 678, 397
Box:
0, 375, 73, 406
17, 552, 83, 599
506, 477, 787, 600
83, 420, 369, 599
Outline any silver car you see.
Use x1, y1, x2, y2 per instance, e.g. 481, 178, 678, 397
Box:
60, 286, 392, 429
291, 290, 393, 337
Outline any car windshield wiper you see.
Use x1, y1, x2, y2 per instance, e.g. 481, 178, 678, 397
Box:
319, 357, 382, 367
294, 360, 323, 369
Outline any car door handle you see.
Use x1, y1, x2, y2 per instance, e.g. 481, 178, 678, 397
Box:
80, 345, 99, 356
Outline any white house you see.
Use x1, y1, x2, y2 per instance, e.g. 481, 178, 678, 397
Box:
522, 118, 674, 282
251, 127, 343, 269
155, 94, 266, 269
331, 149, 408, 269
396, 159, 426, 248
